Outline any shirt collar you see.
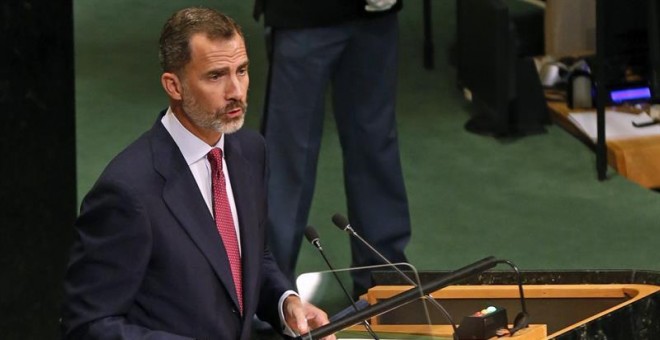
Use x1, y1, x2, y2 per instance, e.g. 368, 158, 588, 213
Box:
161, 107, 225, 165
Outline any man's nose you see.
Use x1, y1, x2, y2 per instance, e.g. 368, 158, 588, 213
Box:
226, 76, 245, 100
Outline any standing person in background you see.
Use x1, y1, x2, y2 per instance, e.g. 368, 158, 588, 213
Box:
254, 0, 411, 296
60, 7, 334, 339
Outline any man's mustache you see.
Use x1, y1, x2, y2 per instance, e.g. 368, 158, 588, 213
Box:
221, 101, 247, 115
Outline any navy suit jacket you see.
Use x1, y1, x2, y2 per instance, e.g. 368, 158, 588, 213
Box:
62, 114, 292, 339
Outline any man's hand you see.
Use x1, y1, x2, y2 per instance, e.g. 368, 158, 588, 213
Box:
283, 295, 336, 340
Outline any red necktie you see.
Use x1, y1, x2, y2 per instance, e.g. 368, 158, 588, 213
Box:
208, 148, 243, 313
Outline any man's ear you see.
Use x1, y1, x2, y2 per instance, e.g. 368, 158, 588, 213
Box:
161, 72, 182, 100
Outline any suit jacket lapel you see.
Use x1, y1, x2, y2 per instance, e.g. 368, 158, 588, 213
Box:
224, 134, 260, 315
150, 120, 242, 312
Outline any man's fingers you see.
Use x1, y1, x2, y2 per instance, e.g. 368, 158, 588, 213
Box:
284, 297, 335, 339
293, 306, 309, 333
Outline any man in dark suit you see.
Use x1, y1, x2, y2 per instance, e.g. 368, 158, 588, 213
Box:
61, 7, 334, 339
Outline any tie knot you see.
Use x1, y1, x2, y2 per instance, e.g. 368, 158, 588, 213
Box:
208, 148, 223, 171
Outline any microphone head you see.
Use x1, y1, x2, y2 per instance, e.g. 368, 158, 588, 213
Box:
304, 225, 320, 244
331, 213, 350, 230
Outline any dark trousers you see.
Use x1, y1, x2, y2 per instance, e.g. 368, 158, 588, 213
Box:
262, 13, 411, 295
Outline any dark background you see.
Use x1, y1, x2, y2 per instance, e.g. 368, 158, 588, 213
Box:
0, 1, 76, 338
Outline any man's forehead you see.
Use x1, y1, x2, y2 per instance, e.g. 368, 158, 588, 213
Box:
190, 32, 245, 48
187, 33, 248, 65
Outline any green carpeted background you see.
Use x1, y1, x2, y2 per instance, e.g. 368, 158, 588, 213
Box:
75, 0, 660, 288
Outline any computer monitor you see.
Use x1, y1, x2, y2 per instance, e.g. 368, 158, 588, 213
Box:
456, 0, 547, 137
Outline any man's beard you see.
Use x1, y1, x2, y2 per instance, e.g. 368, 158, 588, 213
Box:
181, 86, 246, 135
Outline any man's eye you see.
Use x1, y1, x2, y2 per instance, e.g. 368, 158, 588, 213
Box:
238, 68, 248, 75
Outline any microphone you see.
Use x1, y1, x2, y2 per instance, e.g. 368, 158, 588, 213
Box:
303, 226, 379, 339
302, 256, 500, 339
495, 260, 530, 335
305, 225, 323, 251
331, 213, 459, 338
331, 214, 414, 279
332, 214, 530, 337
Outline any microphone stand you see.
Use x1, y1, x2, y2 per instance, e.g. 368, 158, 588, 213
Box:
495, 259, 530, 335
333, 214, 459, 338
304, 226, 379, 339
300, 256, 499, 339
324, 215, 529, 339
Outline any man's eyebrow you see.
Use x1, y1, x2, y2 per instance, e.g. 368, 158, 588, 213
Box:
207, 66, 229, 76
206, 61, 249, 76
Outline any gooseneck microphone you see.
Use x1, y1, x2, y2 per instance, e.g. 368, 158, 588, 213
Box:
332, 214, 530, 338
303, 226, 379, 340
331, 213, 459, 338
331, 214, 416, 279
495, 259, 530, 335
305, 225, 323, 251
302, 256, 499, 339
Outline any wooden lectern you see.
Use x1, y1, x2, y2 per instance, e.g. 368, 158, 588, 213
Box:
343, 270, 660, 339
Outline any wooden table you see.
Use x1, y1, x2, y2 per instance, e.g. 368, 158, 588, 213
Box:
547, 100, 660, 189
